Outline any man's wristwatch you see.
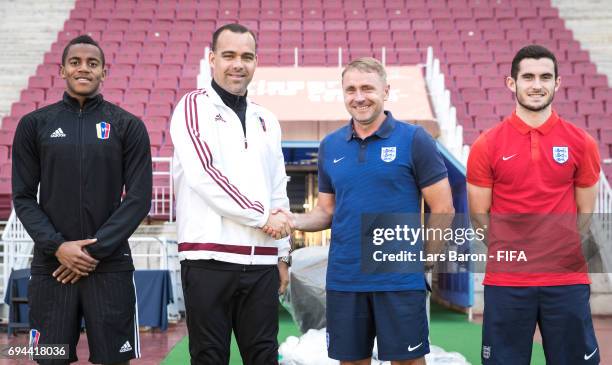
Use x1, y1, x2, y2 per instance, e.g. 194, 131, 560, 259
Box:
278, 255, 292, 267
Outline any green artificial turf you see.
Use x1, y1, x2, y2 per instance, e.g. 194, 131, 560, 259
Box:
163, 302, 547, 364
161, 306, 300, 365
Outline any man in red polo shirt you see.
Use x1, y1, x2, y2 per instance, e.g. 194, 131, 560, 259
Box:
467, 45, 600, 364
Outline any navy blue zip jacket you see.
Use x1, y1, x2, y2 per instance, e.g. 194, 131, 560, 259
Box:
12, 92, 152, 274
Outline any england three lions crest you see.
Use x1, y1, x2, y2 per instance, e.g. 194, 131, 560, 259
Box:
381, 147, 396, 162
552, 146, 568, 164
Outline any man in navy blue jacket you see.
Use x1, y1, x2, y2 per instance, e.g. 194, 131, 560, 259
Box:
12, 35, 151, 365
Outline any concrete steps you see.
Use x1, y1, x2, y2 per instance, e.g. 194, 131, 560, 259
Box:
0, 0, 75, 118
552, 0, 612, 86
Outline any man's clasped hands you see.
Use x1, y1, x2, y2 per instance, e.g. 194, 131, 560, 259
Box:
262, 208, 296, 239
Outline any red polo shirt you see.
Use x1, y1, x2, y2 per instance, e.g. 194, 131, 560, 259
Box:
467, 110, 600, 286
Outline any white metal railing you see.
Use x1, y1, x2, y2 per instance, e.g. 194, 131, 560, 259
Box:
1, 209, 33, 290
593, 172, 612, 286
151, 157, 174, 221
130, 237, 169, 270
596, 171, 612, 214
424, 46, 470, 165
1, 222, 173, 293
1, 156, 175, 290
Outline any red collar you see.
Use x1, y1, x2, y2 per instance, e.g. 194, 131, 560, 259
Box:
508, 110, 559, 135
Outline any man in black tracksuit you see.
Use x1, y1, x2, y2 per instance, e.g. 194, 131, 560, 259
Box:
12, 35, 151, 365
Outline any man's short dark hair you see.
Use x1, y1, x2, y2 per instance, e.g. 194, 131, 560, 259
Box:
211, 23, 257, 52
511, 45, 558, 80
61, 35, 105, 67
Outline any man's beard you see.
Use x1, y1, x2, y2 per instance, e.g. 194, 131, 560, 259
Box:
516, 88, 555, 112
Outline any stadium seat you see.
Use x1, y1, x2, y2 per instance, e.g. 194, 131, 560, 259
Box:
150, 90, 176, 105
495, 102, 515, 117
28, 76, 52, 89
125, 89, 149, 104
584, 75, 608, 88
108, 64, 134, 77
11, 102, 36, 118
45, 88, 64, 104
148, 131, 164, 147
473, 116, 501, 129
0, 131, 14, 145
104, 76, 129, 89
20, 89, 45, 103
600, 129, 612, 144
2, 117, 19, 132
567, 88, 593, 101
486, 88, 512, 102
0, 146, 9, 163
455, 76, 480, 89
460, 88, 487, 102
594, 87, 612, 101
130, 77, 154, 89
103, 88, 124, 104
121, 103, 145, 117
578, 101, 605, 115
468, 101, 495, 116
586, 114, 609, 130
555, 101, 577, 116
480, 75, 504, 89
146, 104, 171, 118
463, 129, 480, 145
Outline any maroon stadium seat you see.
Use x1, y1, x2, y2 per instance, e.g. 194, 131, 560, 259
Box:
11, 102, 36, 118
468, 101, 495, 116
474, 116, 501, 130
28, 76, 52, 89
150, 90, 176, 105
103, 88, 124, 104
495, 102, 515, 117
104, 76, 129, 89
584, 74, 608, 88
455, 76, 480, 89
20, 89, 45, 103
148, 131, 163, 147
480, 75, 505, 89
555, 101, 577, 117
567, 88, 593, 101
2, 117, 19, 132
463, 129, 481, 145
146, 104, 171, 118
460, 88, 487, 102
487, 88, 513, 102
586, 114, 609, 130
121, 103, 145, 117
578, 101, 605, 115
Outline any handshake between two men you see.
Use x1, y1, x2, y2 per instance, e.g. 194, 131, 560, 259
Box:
262, 208, 296, 240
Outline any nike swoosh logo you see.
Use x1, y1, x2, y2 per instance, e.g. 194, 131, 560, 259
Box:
584, 348, 598, 360
502, 154, 518, 161
333, 157, 345, 164
408, 342, 423, 352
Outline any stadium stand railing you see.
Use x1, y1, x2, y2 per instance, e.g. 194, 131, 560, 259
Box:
425, 46, 469, 164
1, 210, 34, 292
151, 156, 174, 221
594, 171, 612, 287
0, 157, 175, 294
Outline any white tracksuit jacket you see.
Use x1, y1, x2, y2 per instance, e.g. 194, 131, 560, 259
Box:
170, 82, 290, 265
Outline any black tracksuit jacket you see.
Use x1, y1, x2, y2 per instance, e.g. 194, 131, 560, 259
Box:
12, 92, 152, 275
